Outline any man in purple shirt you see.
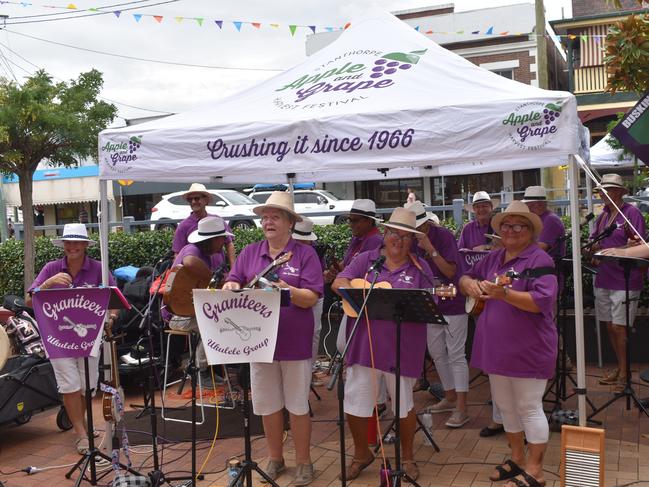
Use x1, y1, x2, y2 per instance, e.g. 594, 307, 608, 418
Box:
26, 223, 117, 455
589, 174, 646, 390
522, 186, 566, 260
171, 183, 236, 270
406, 201, 470, 428
458, 191, 500, 251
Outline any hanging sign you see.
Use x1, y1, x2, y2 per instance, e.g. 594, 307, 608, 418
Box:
611, 90, 649, 165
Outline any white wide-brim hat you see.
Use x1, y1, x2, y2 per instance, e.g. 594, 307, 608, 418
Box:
464, 191, 500, 212
596, 173, 628, 193
292, 216, 317, 241
404, 201, 438, 227
346, 199, 381, 221
491, 201, 543, 237
521, 186, 548, 203
188, 216, 234, 243
380, 207, 423, 235
183, 183, 213, 201
253, 191, 303, 222
52, 223, 95, 247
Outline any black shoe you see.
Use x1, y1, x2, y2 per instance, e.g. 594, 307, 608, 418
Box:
479, 425, 504, 437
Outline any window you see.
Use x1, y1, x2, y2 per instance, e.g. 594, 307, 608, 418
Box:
294, 193, 320, 204
354, 178, 423, 208
168, 195, 189, 206
513, 169, 541, 197
430, 174, 503, 205
251, 193, 271, 204
492, 69, 513, 80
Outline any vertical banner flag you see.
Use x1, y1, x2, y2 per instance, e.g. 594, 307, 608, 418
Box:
611, 90, 649, 165
32, 287, 111, 359
193, 289, 281, 364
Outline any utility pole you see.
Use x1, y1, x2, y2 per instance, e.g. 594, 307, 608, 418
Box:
0, 13, 8, 242
535, 0, 549, 89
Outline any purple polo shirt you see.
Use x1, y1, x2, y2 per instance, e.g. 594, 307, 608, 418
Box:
592, 203, 646, 291
172, 213, 234, 270
458, 220, 492, 250
227, 238, 324, 361
411, 225, 465, 315
29, 255, 116, 292
342, 227, 383, 266
467, 244, 558, 379
538, 210, 566, 260
338, 248, 435, 378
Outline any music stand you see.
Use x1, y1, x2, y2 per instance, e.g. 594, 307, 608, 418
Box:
340, 287, 446, 487
588, 254, 649, 420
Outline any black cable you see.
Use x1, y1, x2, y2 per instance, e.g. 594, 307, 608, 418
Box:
0, 468, 23, 475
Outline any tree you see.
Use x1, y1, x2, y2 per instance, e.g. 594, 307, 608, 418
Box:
0, 69, 117, 290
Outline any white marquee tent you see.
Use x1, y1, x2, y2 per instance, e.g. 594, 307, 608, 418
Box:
98, 10, 591, 422
590, 134, 639, 168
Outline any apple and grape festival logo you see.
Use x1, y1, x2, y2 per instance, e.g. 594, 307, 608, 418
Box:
101, 135, 142, 173
503, 101, 563, 150
276, 49, 427, 103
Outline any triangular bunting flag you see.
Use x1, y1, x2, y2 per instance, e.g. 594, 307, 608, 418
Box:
485, 26, 493, 35
289, 24, 297, 36
415, 26, 420, 31
471, 30, 480, 34
215, 20, 223, 29
233, 21, 242, 31
252, 22, 261, 29
66, 3, 76, 9
456, 30, 464, 34
88, 7, 98, 11
133, 14, 142, 22
425, 30, 433, 34
196, 18, 204, 26
580, 34, 587, 42
113, 10, 121, 18
153, 15, 163, 23
20, 3, 30, 6
174, 16, 183, 23
270, 23, 279, 28
568, 34, 577, 40
343, 22, 351, 29
325, 26, 333, 32
308, 25, 316, 34
499, 31, 509, 35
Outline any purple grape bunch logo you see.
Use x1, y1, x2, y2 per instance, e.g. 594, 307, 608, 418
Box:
128, 136, 142, 154
370, 50, 427, 79
542, 103, 562, 126
503, 100, 564, 150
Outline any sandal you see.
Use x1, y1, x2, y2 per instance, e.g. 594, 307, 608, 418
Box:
505, 471, 546, 487
402, 460, 419, 481
339, 455, 375, 480
76, 437, 89, 455
489, 459, 523, 481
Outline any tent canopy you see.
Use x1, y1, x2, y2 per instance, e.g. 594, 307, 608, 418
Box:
98, 10, 579, 183
590, 134, 640, 168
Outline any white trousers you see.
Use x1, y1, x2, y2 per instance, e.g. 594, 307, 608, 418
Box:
426, 314, 469, 393
489, 374, 549, 444
344, 365, 416, 418
312, 298, 324, 360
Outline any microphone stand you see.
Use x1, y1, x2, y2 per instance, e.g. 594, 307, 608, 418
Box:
581, 224, 617, 253
327, 265, 382, 487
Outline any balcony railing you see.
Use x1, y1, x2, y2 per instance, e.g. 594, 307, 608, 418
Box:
574, 65, 608, 94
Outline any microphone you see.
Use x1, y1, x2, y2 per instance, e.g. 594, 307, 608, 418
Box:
157, 249, 174, 264
368, 255, 386, 274
602, 222, 619, 238
580, 212, 595, 227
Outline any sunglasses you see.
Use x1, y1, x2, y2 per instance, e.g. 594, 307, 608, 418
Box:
186, 196, 205, 202
500, 223, 529, 233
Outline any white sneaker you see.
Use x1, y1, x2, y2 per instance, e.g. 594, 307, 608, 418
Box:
426, 398, 456, 413
445, 410, 470, 428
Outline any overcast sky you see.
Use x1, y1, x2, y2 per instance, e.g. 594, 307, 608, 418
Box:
0, 0, 572, 125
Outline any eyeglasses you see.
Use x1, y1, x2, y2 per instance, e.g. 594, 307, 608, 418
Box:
385, 229, 413, 241
500, 223, 529, 233
186, 196, 204, 202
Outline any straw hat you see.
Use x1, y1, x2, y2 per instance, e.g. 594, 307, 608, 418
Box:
52, 223, 95, 247
380, 208, 423, 235
464, 191, 500, 212
188, 216, 233, 243
292, 216, 317, 241
596, 173, 628, 193
346, 199, 380, 221
521, 186, 548, 203
183, 183, 213, 201
491, 201, 543, 237
405, 201, 439, 227
253, 191, 303, 222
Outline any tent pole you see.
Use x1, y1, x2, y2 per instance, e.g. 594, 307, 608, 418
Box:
569, 154, 587, 425
99, 180, 110, 286
585, 157, 603, 368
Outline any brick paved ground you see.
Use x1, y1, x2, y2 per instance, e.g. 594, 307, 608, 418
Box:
1, 364, 648, 487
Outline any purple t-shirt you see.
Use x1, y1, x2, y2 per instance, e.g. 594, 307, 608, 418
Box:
411, 225, 465, 315
172, 213, 234, 270
338, 247, 435, 378
458, 220, 492, 250
342, 227, 384, 266
467, 244, 558, 379
592, 203, 646, 291
538, 210, 566, 260
227, 238, 324, 361
29, 255, 116, 292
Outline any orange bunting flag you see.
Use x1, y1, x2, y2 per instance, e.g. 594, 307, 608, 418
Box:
344, 22, 351, 29
425, 29, 433, 34
252, 22, 261, 29
568, 34, 577, 40
153, 15, 163, 23
288, 24, 297, 36
499, 31, 509, 35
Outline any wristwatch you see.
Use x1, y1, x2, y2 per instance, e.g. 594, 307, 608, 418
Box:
429, 250, 439, 258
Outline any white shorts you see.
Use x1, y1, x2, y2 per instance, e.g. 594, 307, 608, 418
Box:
344, 365, 416, 419
594, 288, 640, 326
250, 360, 312, 416
50, 356, 100, 394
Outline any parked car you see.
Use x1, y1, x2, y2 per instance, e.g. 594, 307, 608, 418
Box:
636, 188, 649, 213
248, 184, 354, 225
150, 189, 260, 230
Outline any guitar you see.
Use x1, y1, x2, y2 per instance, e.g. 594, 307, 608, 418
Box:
341, 278, 457, 318
102, 324, 124, 423
164, 263, 227, 317
246, 252, 293, 289
464, 270, 519, 316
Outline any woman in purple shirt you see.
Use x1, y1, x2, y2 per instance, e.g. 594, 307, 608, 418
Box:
332, 208, 435, 482
459, 202, 557, 487
223, 192, 323, 487
26, 223, 117, 455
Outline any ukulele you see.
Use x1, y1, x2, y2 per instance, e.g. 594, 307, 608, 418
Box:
464, 270, 519, 316
246, 252, 293, 289
102, 324, 124, 423
341, 278, 457, 318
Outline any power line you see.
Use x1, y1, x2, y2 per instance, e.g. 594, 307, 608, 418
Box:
6, 0, 165, 20
5, 29, 286, 72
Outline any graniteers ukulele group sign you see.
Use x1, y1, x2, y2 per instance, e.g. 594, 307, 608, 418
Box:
193, 289, 281, 364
